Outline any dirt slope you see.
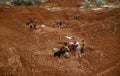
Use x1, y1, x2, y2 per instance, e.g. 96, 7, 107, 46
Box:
0, 6, 120, 76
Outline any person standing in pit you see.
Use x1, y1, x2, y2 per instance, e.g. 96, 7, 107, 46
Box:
81, 40, 85, 54
75, 41, 81, 59
33, 19, 38, 29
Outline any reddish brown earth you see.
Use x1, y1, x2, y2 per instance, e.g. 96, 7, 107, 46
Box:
0, 5, 120, 76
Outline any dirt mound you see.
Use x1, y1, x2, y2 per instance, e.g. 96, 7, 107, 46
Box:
0, 5, 120, 76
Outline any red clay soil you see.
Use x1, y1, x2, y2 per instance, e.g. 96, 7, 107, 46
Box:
0, 5, 120, 76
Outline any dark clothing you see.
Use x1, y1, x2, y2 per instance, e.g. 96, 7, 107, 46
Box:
81, 43, 85, 54
81, 47, 84, 53
54, 52, 61, 58
30, 25, 32, 29
30, 24, 33, 31
52, 48, 61, 58
59, 47, 65, 54
33, 24, 36, 29
69, 44, 76, 51
55, 21, 63, 25
33, 20, 37, 29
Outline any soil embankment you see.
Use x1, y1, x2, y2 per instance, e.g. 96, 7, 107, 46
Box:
0, 5, 120, 76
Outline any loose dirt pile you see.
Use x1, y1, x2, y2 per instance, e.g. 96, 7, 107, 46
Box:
0, 5, 120, 76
